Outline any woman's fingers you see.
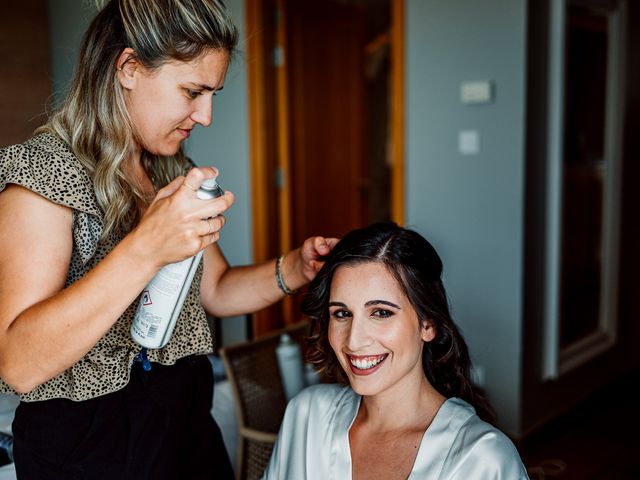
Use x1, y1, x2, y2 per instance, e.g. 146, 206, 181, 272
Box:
182, 166, 218, 192
154, 172, 233, 225
298, 235, 340, 279
191, 190, 235, 221
325, 237, 340, 250
136, 167, 232, 264
311, 236, 332, 256
200, 215, 226, 237
154, 167, 215, 204
205, 230, 221, 246
303, 236, 338, 260
155, 175, 185, 201
196, 215, 226, 249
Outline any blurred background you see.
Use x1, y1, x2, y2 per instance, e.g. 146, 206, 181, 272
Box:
1, 0, 639, 478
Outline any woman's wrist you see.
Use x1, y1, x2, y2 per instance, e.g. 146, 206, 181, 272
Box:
275, 254, 298, 295
124, 226, 160, 270
275, 250, 306, 295
117, 232, 161, 280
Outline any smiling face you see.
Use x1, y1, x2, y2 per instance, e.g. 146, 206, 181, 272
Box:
118, 48, 230, 157
327, 262, 435, 397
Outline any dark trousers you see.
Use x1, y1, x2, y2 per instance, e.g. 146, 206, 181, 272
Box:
11, 355, 234, 479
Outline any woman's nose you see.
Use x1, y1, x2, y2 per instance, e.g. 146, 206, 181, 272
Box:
191, 99, 212, 127
346, 317, 371, 350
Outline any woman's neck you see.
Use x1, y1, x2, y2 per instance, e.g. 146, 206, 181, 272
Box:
123, 154, 155, 199
356, 372, 446, 433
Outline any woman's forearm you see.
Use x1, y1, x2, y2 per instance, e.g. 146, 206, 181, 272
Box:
200, 236, 335, 318
0, 232, 158, 393
199, 244, 285, 317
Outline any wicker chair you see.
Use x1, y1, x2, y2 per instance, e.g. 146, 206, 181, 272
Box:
219, 321, 309, 480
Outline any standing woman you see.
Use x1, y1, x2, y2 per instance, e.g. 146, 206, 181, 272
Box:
0, 1, 335, 478
263, 222, 529, 479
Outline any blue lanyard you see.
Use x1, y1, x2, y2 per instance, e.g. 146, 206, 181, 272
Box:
134, 347, 152, 372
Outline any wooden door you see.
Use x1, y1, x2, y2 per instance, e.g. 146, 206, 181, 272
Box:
246, 0, 403, 336
286, 0, 368, 244
0, 0, 51, 147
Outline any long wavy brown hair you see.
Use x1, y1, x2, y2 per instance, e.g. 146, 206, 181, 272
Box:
37, 0, 238, 239
302, 222, 496, 424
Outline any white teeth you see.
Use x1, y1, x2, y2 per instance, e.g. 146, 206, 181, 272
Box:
349, 355, 385, 370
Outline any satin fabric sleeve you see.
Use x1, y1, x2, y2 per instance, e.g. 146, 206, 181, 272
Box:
261, 389, 310, 480
441, 419, 530, 479
261, 384, 355, 480
261, 386, 322, 480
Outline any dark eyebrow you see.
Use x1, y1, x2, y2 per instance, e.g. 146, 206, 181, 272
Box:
328, 301, 347, 308
191, 84, 224, 92
364, 300, 401, 309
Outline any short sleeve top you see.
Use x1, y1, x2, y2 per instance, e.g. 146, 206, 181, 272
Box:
0, 132, 215, 402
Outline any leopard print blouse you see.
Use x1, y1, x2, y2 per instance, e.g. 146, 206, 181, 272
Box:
0, 133, 214, 401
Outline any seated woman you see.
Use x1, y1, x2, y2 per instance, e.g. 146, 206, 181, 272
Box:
262, 222, 529, 479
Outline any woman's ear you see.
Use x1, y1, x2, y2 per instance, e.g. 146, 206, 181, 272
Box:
420, 320, 436, 342
116, 47, 138, 89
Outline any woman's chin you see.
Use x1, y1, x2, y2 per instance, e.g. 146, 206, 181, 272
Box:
345, 372, 384, 397
146, 145, 182, 158
349, 383, 382, 397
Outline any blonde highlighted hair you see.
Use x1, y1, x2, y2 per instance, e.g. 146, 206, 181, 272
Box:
37, 0, 238, 239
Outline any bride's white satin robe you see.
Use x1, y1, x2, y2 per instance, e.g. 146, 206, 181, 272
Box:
262, 384, 529, 480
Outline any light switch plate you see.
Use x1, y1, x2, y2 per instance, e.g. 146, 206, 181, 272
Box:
458, 130, 480, 155
461, 81, 493, 104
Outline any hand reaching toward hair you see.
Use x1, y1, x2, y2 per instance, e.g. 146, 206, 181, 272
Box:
279, 236, 339, 293
299, 236, 339, 281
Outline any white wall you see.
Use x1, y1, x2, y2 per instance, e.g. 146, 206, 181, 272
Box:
406, 0, 527, 435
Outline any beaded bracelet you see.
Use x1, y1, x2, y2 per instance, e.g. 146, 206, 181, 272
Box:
276, 255, 298, 295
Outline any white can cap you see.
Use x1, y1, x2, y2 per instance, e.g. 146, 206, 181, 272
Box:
200, 178, 220, 190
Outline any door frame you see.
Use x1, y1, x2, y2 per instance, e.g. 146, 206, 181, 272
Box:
244, 0, 406, 334
541, 0, 626, 379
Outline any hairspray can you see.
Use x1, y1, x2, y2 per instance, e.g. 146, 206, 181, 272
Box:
276, 333, 305, 401
130, 177, 224, 349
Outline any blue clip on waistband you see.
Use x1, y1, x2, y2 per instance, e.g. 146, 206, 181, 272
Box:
134, 347, 152, 372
